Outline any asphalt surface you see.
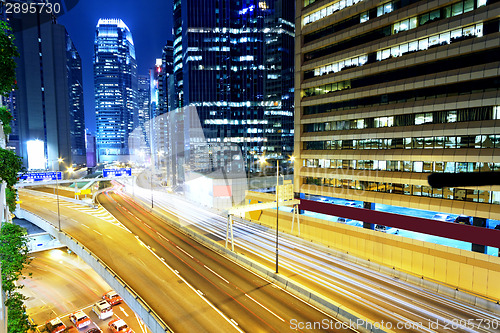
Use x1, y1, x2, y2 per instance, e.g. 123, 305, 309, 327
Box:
20, 249, 149, 333
20, 189, 357, 332
97, 189, 356, 332
122, 182, 500, 333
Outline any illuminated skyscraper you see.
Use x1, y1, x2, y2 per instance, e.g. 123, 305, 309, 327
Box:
94, 18, 137, 163
172, 0, 295, 175
7, 12, 83, 170
137, 74, 151, 150
67, 33, 86, 166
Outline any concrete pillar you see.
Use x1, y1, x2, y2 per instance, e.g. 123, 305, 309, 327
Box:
471, 217, 487, 254
363, 201, 375, 230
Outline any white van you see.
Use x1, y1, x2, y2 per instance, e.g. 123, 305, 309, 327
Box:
92, 300, 113, 320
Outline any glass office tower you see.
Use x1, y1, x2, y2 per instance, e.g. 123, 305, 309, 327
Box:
94, 18, 137, 163
295, 0, 500, 230
67, 33, 86, 166
172, 0, 295, 175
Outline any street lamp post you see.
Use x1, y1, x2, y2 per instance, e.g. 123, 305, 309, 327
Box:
275, 159, 279, 274
55, 158, 63, 232
151, 165, 154, 209
259, 155, 281, 274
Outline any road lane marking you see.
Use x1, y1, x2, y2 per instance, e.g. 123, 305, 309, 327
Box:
93, 230, 102, 235
144, 246, 243, 333
119, 306, 129, 317
176, 246, 194, 259
204, 265, 229, 284
245, 293, 285, 322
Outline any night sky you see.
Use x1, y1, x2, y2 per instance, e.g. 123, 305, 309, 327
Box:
58, 0, 174, 134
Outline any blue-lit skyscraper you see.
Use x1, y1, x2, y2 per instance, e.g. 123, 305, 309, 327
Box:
94, 18, 137, 163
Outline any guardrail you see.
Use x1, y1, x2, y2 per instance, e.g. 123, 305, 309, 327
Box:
16, 209, 174, 333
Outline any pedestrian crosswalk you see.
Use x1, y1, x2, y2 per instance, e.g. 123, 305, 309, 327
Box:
22, 191, 119, 225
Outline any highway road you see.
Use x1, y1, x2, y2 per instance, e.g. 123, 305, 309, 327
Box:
97, 189, 354, 332
121, 181, 500, 333
20, 189, 356, 332
20, 249, 149, 333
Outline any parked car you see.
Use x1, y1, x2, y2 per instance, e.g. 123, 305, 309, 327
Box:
337, 217, 351, 223
69, 310, 91, 329
347, 220, 363, 227
92, 300, 113, 320
45, 318, 66, 333
103, 290, 123, 305
375, 224, 399, 234
344, 201, 360, 208
61, 327, 79, 333
108, 318, 133, 333
454, 215, 471, 225
432, 213, 455, 222
85, 328, 103, 333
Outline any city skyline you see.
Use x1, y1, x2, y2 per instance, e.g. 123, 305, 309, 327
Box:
58, 0, 174, 134
2, 0, 500, 332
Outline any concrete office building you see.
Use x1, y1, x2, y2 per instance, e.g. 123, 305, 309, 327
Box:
295, 0, 500, 231
94, 18, 137, 163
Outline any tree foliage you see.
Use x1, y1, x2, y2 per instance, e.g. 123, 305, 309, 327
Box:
0, 106, 13, 135
0, 148, 24, 187
0, 20, 19, 96
5, 186, 17, 213
0, 223, 34, 333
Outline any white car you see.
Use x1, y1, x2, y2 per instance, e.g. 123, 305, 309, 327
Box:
432, 213, 455, 222
69, 310, 91, 329
375, 224, 399, 234
92, 300, 113, 320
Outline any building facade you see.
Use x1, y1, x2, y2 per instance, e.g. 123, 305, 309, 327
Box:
67, 33, 86, 166
7, 12, 82, 171
295, 0, 500, 222
137, 74, 151, 151
172, 0, 295, 177
94, 18, 137, 163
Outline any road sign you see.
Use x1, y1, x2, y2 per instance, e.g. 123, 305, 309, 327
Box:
277, 184, 294, 201
103, 168, 132, 177
18, 171, 62, 182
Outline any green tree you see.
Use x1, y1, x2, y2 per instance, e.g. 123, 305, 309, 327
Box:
0, 106, 13, 136
0, 20, 19, 96
0, 148, 24, 187
5, 186, 17, 213
0, 223, 34, 333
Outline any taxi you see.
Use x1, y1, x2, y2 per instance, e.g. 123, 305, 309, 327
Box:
45, 318, 66, 333
68, 310, 91, 329
103, 290, 123, 305
108, 318, 133, 333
